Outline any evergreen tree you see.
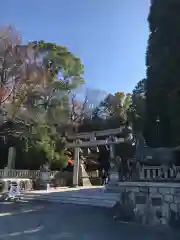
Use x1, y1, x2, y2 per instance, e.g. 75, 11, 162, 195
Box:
146, 0, 180, 147
132, 79, 146, 132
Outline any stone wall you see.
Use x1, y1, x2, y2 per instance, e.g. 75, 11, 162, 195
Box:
111, 182, 180, 228
0, 178, 33, 193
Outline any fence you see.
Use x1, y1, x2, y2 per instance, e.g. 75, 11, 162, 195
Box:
0, 169, 56, 179
1, 166, 180, 182
0, 169, 100, 180
139, 165, 180, 181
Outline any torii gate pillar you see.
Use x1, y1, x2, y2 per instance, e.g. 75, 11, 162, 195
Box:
73, 147, 80, 186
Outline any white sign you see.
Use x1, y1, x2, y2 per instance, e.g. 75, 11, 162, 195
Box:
110, 173, 119, 181
8, 184, 20, 198
41, 172, 50, 181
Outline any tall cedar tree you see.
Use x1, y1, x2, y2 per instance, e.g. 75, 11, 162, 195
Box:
146, 0, 180, 147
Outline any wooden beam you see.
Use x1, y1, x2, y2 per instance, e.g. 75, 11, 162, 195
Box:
66, 138, 124, 148
68, 127, 124, 140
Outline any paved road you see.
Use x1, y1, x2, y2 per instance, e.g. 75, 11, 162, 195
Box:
0, 200, 179, 240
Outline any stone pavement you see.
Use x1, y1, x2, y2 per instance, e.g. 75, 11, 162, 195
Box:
0, 202, 43, 217
0, 200, 179, 240
21, 186, 119, 208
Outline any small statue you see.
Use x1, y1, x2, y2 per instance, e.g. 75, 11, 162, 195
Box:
130, 161, 140, 180
40, 163, 50, 172
4, 165, 8, 170
44, 162, 50, 172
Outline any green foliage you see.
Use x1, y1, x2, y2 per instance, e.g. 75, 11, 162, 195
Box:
98, 91, 133, 122
28, 42, 85, 162
32, 40, 84, 84
0, 27, 85, 167
145, 0, 180, 147
79, 91, 134, 132
131, 79, 146, 132
31, 123, 64, 162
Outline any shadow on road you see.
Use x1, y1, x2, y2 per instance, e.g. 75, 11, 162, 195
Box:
0, 189, 180, 240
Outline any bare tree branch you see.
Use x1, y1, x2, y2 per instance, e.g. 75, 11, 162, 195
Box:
0, 25, 50, 129
67, 87, 107, 133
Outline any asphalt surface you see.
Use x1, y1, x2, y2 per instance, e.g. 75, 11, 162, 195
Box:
0, 200, 179, 240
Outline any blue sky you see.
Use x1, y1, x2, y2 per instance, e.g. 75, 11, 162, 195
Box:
1, 0, 150, 94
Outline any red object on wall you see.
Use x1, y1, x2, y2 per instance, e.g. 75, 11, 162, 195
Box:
68, 159, 74, 166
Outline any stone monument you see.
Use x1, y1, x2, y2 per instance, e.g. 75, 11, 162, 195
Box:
39, 163, 51, 189
135, 133, 180, 166
109, 161, 119, 183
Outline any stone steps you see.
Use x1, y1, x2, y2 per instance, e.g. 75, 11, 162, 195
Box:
104, 183, 121, 193
21, 189, 119, 208
23, 196, 116, 208
23, 192, 119, 201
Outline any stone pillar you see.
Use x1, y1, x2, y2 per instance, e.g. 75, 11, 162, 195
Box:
4, 166, 9, 178
7, 147, 16, 169
73, 147, 80, 186
109, 143, 119, 183
79, 160, 92, 187
109, 144, 115, 160
109, 162, 119, 183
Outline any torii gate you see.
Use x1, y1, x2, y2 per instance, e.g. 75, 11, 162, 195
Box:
67, 127, 126, 186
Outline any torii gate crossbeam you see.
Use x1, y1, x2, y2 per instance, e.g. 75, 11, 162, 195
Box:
69, 127, 127, 186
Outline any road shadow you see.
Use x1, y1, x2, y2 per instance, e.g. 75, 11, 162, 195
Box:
0, 198, 179, 240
